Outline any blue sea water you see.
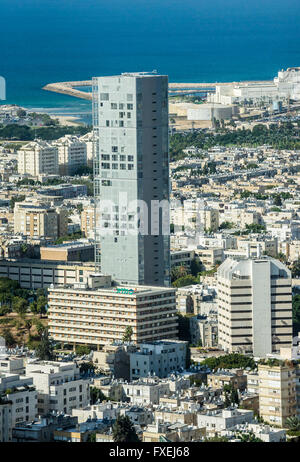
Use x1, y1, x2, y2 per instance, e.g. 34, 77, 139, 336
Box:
1, 0, 300, 121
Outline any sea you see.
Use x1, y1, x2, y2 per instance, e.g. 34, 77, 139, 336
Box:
1, 0, 300, 125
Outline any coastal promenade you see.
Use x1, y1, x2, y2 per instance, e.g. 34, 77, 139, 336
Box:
42, 79, 273, 101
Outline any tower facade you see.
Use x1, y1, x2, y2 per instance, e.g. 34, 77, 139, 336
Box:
92, 72, 170, 286
217, 256, 293, 357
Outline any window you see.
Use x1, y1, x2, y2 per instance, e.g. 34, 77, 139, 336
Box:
127, 103, 133, 110
111, 103, 117, 109
127, 94, 133, 101
100, 93, 109, 101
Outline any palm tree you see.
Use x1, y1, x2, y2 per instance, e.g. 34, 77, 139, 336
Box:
285, 416, 300, 431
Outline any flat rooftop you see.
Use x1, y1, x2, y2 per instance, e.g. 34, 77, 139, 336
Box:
49, 284, 176, 296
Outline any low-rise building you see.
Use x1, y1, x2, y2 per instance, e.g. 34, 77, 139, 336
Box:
40, 242, 94, 262
129, 340, 188, 380
207, 369, 247, 391
197, 408, 254, 435
25, 361, 90, 415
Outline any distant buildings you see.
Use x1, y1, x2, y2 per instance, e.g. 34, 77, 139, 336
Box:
0, 259, 98, 289
14, 200, 68, 240
217, 255, 293, 357
40, 241, 94, 262
92, 72, 170, 286
53, 135, 87, 176
17, 141, 59, 177
80, 206, 95, 239
209, 67, 300, 105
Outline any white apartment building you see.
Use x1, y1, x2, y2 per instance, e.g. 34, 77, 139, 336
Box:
197, 408, 254, 435
79, 132, 94, 167
17, 141, 59, 177
25, 361, 90, 415
0, 402, 12, 442
0, 372, 37, 426
171, 201, 219, 233
129, 340, 188, 380
48, 285, 178, 348
121, 376, 189, 406
53, 135, 87, 176
217, 256, 293, 357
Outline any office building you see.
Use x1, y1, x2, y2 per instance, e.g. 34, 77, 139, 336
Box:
217, 255, 293, 357
92, 72, 170, 286
48, 285, 178, 348
17, 141, 59, 178
0, 259, 104, 289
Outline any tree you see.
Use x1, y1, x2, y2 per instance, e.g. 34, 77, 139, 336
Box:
285, 416, 300, 431
36, 295, 47, 316
12, 297, 27, 315
2, 328, 15, 347
35, 329, 54, 360
172, 275, 197, 288
235, 432, 263, 442
75, 344, 91, 356
10, 195, 26, 210
34, 319, 46, 337
201, 353, 256, 371
112, 415, 140, 442
24, 319, 33, 337
123, 326, 133, 342
273, 194, 282, 207
292, 294, 300, 336
291, 259, 300, 278
87, 432, 96, 442
171, 265, 188, 282
90, 387, 108, 404
177, 313, 191, 342
190, 258, 203, 276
